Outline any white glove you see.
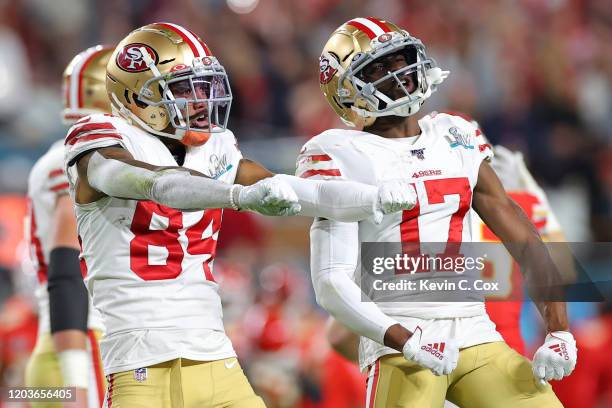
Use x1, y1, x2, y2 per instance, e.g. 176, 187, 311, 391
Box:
402, 326, 459, 376
532, 331, 577, 383
234, 178, 301, 216
375, 180, 418, 221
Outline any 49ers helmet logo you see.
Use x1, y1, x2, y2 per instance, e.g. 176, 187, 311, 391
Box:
116, 43, 159, 73
319, 55, 337, 84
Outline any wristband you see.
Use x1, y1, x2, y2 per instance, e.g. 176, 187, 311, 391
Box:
547, 331, 575, 343
229, 184, 241, 210
58, 349, 89, 388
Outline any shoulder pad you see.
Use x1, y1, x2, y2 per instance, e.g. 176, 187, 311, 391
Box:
216, 128, 239, 147
64, 114, 128, 166
296, 129, 356, 180
432, 112, 477, 133
65, 114, 124, 146
304, 129, 359, 151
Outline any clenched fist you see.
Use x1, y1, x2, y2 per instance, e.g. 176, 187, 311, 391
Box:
402, 326, 459, 376
233, 178, 301, 216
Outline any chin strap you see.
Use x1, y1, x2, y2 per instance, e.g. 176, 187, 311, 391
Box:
110, 93, 183, 141
110, 92, 133, 120
139, 47, 187, 128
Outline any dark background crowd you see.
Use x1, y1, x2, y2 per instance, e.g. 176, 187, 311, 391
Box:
0, 0, 610, 407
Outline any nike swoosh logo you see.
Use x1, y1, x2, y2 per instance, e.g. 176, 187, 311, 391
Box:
224, 359, 237, 369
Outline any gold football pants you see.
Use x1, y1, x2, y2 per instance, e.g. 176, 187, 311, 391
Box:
103, 357, 265, 408
365, 341, 563, 408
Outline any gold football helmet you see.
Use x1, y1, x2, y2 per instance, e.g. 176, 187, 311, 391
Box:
319, 17, 449, 127
106, 22, 232, 146
62, 45, 113, 125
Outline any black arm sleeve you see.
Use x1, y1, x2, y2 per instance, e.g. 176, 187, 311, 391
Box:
47, 247, 88, 333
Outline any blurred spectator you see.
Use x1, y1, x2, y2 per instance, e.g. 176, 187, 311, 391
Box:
0, 0, 609, 237
0, 294, 38, 387
0, 1, 611, 406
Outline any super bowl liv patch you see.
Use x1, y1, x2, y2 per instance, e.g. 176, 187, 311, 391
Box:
446, 126, 474, 150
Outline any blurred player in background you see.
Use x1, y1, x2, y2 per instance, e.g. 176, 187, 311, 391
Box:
24, 46, 112, 408
0, 293, 38, 393
65, 23, 416, 408
299, 17, 577, 407
457, 111, 573, 356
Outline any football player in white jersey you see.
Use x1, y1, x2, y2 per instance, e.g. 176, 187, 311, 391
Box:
64, 23, 417, 408
25, 45, 112, 408
323, 112, 575, 407
298, 17, 577, 407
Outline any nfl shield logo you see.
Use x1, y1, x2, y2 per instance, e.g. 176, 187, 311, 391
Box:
411, 148, 426, 160
134, 368, 147, 382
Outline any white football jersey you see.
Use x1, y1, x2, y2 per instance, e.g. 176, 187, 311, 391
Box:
297, 112, 503, 369
25, 139, 104, 335
64, 114, 242, 374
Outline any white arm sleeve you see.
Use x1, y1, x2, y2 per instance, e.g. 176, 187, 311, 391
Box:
310, 218, 398, 345
87, 151, 235, 210
274, 174, 378, 222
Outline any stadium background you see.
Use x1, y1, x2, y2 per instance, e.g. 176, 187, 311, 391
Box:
0, 0, 610, 406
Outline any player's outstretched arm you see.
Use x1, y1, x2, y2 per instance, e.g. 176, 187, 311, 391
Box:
236, 158, 417, 223
73, 147, 300, 216
310, 218, 459, 375
473, 161, 577, 382
47, 194, 89, 406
